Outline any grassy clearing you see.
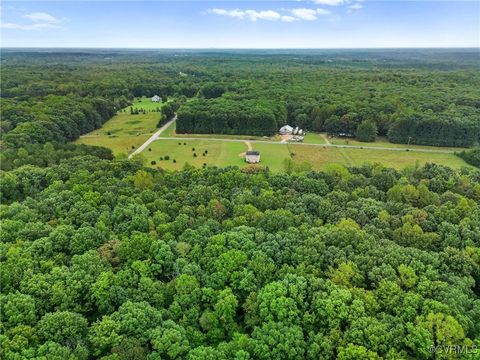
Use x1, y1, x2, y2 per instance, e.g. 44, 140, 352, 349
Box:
142, 139, 291, 172
84, 111, 160, 137
80, 98, 162, 138
130, 96, 166, 111
162, 121, 177, 137
75, 135, 149, 156
289, 145, 472, 170
302, 133, 326, 144
328, 135, 468, 152
142, 140, 245, 171
75, 97, 163, 154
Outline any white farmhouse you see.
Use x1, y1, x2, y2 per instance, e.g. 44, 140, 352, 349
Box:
279, 125, 294, 135
151, 95, 161, 102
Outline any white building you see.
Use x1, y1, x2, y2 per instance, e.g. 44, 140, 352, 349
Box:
151, 95, 161, 102
245, 151, 260, 164
279, 125, 294, 135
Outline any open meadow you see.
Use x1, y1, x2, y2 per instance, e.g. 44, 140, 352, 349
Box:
75, 98, 163, 154
289, 144, 472, 170
328, 135, 469, 152
137, 137, 472, 172
140, 139, 291, 172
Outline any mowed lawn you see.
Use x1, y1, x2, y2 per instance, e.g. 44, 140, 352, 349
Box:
75, 97, 163, 155
290, 145, 473, 170
82, 111, 160, 137
76, 135, 150, 156
302, 133, 326, 144
143, 139, 291, 172
328, 135, 468, 152
130, 96, 166, 111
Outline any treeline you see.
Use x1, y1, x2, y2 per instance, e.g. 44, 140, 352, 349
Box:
157, 101, 181, 128
177, 98, 287, 136
286, 94, 480, 146
0, 142, 113, 171
387, 113, 480, 147
457, 148, 480, 168
1, 96, 122, 147
1, 158, 479, 358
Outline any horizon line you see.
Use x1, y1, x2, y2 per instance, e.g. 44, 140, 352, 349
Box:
2, 46, 479, 50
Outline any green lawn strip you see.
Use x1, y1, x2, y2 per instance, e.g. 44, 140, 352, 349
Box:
289, 145, 472, 170
75, 135, 149, 156
302, 133, 326, 144
142, 139, 291, 172
328, 135, 468, 152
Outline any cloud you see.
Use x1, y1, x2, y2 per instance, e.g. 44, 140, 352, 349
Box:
281, 15, 298, 23
245, 10, 281, 21
208, 8, 244, 19
313, 0, 347, 5
2, 11, 64, 31
316, 8, 332, 15
349, 3, 363, 10
208, 8, 281, 22
347, 2, 363, 13
290, 8, 331, 20
208, 7, 331, 23
291, 8, 318, 20
23, 12, 61, 24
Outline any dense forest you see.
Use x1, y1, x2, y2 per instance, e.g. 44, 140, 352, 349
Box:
176, 98, 285, 136
2, 158, 480, 359
1, 49, 479, 147
1, 49, 480, 359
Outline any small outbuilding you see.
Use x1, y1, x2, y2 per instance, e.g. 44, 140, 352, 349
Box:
151, 95, 161, 102
279, 125, 294, 135
245, 151, 260, 164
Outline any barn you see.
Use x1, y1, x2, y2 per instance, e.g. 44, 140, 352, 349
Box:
245, 151, 260, 164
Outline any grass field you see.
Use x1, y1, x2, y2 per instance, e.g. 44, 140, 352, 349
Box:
76, 97, 163, 154
289, 145, 472, 170
130, 96, 166, 111
75, 105, 472, 171
328, 135, 468, 152
302, 133, 326, 144
76, 135, 150, 155
141, 139, 291, 172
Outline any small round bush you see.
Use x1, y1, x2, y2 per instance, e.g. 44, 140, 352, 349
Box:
151, 160, 156, 165
178, 142, 181, 145
148, 148, 152, 152
193, 153, 197, 157
160, 157, 163, 161
183, 142, 187, 145
204, 150, 208, 154
173, 159, 177, 163
131, 145, 135, 149
192, 148, 195, 151
202, 153, 206, 156
165, 155, 170, 160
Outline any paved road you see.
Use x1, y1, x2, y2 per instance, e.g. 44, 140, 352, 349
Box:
155, 135, 457, 154
128, 116, 176, 159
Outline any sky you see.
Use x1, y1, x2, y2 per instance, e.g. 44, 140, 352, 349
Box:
1, 1, 479, 48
